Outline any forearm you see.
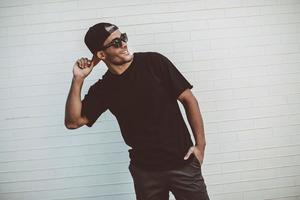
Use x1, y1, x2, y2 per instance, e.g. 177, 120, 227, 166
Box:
64, 76, 84, 126
182, 98, 206, 149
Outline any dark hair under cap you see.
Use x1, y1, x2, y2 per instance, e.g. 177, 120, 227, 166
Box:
84, 22, 119, 54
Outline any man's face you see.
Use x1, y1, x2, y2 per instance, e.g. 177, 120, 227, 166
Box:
101, 30, 133, 66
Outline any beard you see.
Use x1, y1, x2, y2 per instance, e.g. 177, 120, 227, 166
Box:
106, 52, 134, 66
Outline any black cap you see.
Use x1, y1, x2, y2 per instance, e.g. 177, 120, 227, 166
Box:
84, 22, 119, 54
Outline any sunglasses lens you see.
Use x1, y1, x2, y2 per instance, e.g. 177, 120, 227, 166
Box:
112, 38, 122, 48
103, 33, 128, 49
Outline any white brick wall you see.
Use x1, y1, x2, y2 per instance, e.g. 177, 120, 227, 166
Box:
1, 0, 300, 199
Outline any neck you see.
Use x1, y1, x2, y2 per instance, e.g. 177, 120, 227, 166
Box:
106, 58, 134, 75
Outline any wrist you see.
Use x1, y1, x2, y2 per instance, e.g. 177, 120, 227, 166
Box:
72, 76, 85, 83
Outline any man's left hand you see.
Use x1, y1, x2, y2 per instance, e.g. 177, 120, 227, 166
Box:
184, 145, 205, 166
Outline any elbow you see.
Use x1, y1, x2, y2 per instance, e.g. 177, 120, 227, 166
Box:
64, 119, 79, 130
65, 124, 77, 130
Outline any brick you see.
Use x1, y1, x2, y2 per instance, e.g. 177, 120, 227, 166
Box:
1, 1, 300, 200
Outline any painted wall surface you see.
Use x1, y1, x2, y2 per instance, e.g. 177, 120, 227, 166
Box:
1, 0, 300, 199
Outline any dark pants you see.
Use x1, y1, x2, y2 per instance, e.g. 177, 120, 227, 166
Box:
128, 156, 210, 200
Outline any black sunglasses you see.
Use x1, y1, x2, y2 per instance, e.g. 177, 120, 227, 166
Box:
102, 33, 128, 50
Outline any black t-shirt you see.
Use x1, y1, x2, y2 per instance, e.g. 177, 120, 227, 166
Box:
81, 52, 195, 171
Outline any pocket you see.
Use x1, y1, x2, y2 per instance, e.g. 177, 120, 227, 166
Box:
190, 156, 201, 169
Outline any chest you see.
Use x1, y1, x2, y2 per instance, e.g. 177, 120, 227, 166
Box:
107, 66, 168, 117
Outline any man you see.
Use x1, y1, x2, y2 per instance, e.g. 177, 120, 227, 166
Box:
64, 22, 210, 200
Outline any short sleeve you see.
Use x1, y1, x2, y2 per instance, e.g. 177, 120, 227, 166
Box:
81, 80, 108, 127
156, 53, 193, 99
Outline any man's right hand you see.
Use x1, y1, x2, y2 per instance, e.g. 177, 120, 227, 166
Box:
73, 55, 101, 80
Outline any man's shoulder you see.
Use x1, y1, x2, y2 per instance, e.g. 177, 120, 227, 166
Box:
134, 52, 168, 67
86, 74, 110, 94
135, 51, 165, 59
87, 78, 104, 91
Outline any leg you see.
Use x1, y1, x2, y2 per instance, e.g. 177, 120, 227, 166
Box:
128, 163, 169, 200
167, 156, 210, 200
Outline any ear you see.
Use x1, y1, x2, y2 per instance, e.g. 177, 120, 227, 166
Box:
96, 51, 105, 60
